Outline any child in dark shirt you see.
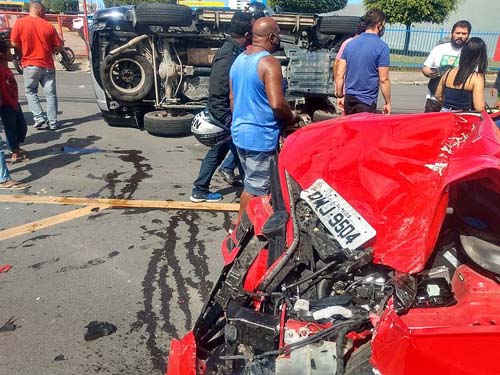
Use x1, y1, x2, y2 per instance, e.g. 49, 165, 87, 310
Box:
0, 40, 28, 163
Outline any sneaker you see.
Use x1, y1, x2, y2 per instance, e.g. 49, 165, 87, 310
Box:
218, 168, 238, 185
189, 192, 222, 203
49, 123, 58, 130
33, 120, 48, 129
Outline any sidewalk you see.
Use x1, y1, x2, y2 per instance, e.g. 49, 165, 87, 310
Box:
391, 70, 498, 86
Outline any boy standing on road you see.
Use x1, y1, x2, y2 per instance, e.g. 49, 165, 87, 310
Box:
422, 20, 471, 112
0, 40, 28, 163
10, 0, 63, 130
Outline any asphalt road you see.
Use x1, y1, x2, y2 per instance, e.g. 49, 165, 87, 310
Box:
0, 70, 439, 374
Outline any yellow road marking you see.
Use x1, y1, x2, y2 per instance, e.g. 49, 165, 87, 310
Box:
0, 195, 239, 211
0, 205, 109, 241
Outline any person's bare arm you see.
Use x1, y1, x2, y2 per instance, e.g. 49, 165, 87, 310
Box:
422, 66, 440, 78
435, 75, 445, 103
260, 56, 297, 125
333, 59, 340, 82
378, 66, 391, 114
472, 74, 485, 111
335, 58, 347, 113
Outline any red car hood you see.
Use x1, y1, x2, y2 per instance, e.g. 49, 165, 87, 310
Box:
280, 112, 500, 274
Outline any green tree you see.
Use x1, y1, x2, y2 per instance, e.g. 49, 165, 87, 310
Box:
275, 0, 347, 14
42, 0, 77, 13
363, 0, 464, 54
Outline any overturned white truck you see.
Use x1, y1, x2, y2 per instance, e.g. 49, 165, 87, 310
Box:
89, 4, 359, 136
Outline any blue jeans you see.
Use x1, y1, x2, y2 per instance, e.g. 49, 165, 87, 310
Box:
0, 105, 27, 152
23, 66, 58, 126
192, 140, 244, 196
220, 150, 235, 172
0, 135, 11, 183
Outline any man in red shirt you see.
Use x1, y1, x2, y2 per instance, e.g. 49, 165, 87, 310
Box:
11, 0, 63, 130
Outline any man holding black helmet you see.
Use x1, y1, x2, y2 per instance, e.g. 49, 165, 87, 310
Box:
422, 20, 471, 112
189, 11, 254, 203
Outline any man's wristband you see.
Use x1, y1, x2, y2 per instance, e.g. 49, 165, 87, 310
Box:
335, 93, 344, 99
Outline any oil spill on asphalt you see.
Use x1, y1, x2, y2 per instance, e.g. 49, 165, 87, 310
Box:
179, 211, 213, 299
57, 257, 107, 273
131, 211, 217, 372
84, 149, 152, 200
28, 257, 60, 270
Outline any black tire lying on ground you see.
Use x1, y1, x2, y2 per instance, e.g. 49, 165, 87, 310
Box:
136, 3, 192, 27
100, 51, 154, 102
318, 15, 360, 35
143, 111, 194, 137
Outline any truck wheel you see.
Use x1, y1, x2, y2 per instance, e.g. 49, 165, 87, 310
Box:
100, 51, 154, 102
313, 110, 339, 122
143, 111, 194, 137
345, 343, 374, 375
318, 15, 360, 35
136, 3, 192, 27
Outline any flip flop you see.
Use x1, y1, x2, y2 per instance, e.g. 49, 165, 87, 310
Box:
0, 180, 30, 190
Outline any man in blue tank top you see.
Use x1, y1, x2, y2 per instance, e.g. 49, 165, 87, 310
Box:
229, 17, 300, 218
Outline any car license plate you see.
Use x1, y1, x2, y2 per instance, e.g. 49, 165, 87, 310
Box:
300, 179, 376, 250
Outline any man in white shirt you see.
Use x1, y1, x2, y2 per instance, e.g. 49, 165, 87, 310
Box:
422, 20, 471, 112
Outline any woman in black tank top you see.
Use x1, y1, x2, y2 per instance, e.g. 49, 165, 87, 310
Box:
435, 37, 487, 111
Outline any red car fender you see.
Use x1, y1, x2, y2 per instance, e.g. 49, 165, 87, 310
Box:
371, 265, 500, 375
166, 331, 202, 375
245, 195, 273, 236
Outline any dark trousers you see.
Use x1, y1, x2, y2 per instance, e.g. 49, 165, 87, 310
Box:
192, 140, 244, 195
424, 98, 443, 113
344, 95, 377, 115
0, 104, 27, 152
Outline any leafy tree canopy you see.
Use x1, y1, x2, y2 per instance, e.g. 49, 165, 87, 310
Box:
42, 0, 77, 13
275, 0, 347, 14
363, 0, 463, 26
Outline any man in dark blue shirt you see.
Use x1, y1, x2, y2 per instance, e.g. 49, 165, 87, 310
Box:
335, 9, 391, 115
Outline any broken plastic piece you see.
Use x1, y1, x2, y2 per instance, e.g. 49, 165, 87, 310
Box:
0, 316, 17, 332
0, 265, 12, 273
312, 306, 352, 321
84, 321, 117, 341
54, 354, 66, 361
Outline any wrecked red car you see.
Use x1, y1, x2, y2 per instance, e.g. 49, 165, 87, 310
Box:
167, 111, 500, 375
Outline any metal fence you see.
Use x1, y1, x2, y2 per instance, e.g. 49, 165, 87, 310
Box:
383, 25, 500, 71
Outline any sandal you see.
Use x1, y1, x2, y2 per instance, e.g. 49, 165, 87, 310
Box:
0, 180, 30, 190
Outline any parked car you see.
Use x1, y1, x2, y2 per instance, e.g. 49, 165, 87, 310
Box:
89, 3, 360, 136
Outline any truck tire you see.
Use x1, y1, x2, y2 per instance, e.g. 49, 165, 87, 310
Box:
345, 343, 374, 375
313, 110, 339, 122
136, 3, 192, 27
318, 15, 360, 35
144, 111, 194, 136
100, 51, 154, 102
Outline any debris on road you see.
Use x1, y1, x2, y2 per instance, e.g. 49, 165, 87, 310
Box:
0, 264, 12, 273
54, 354, 66, 361
0, 316, 17, 332
84, 321, 117, 341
